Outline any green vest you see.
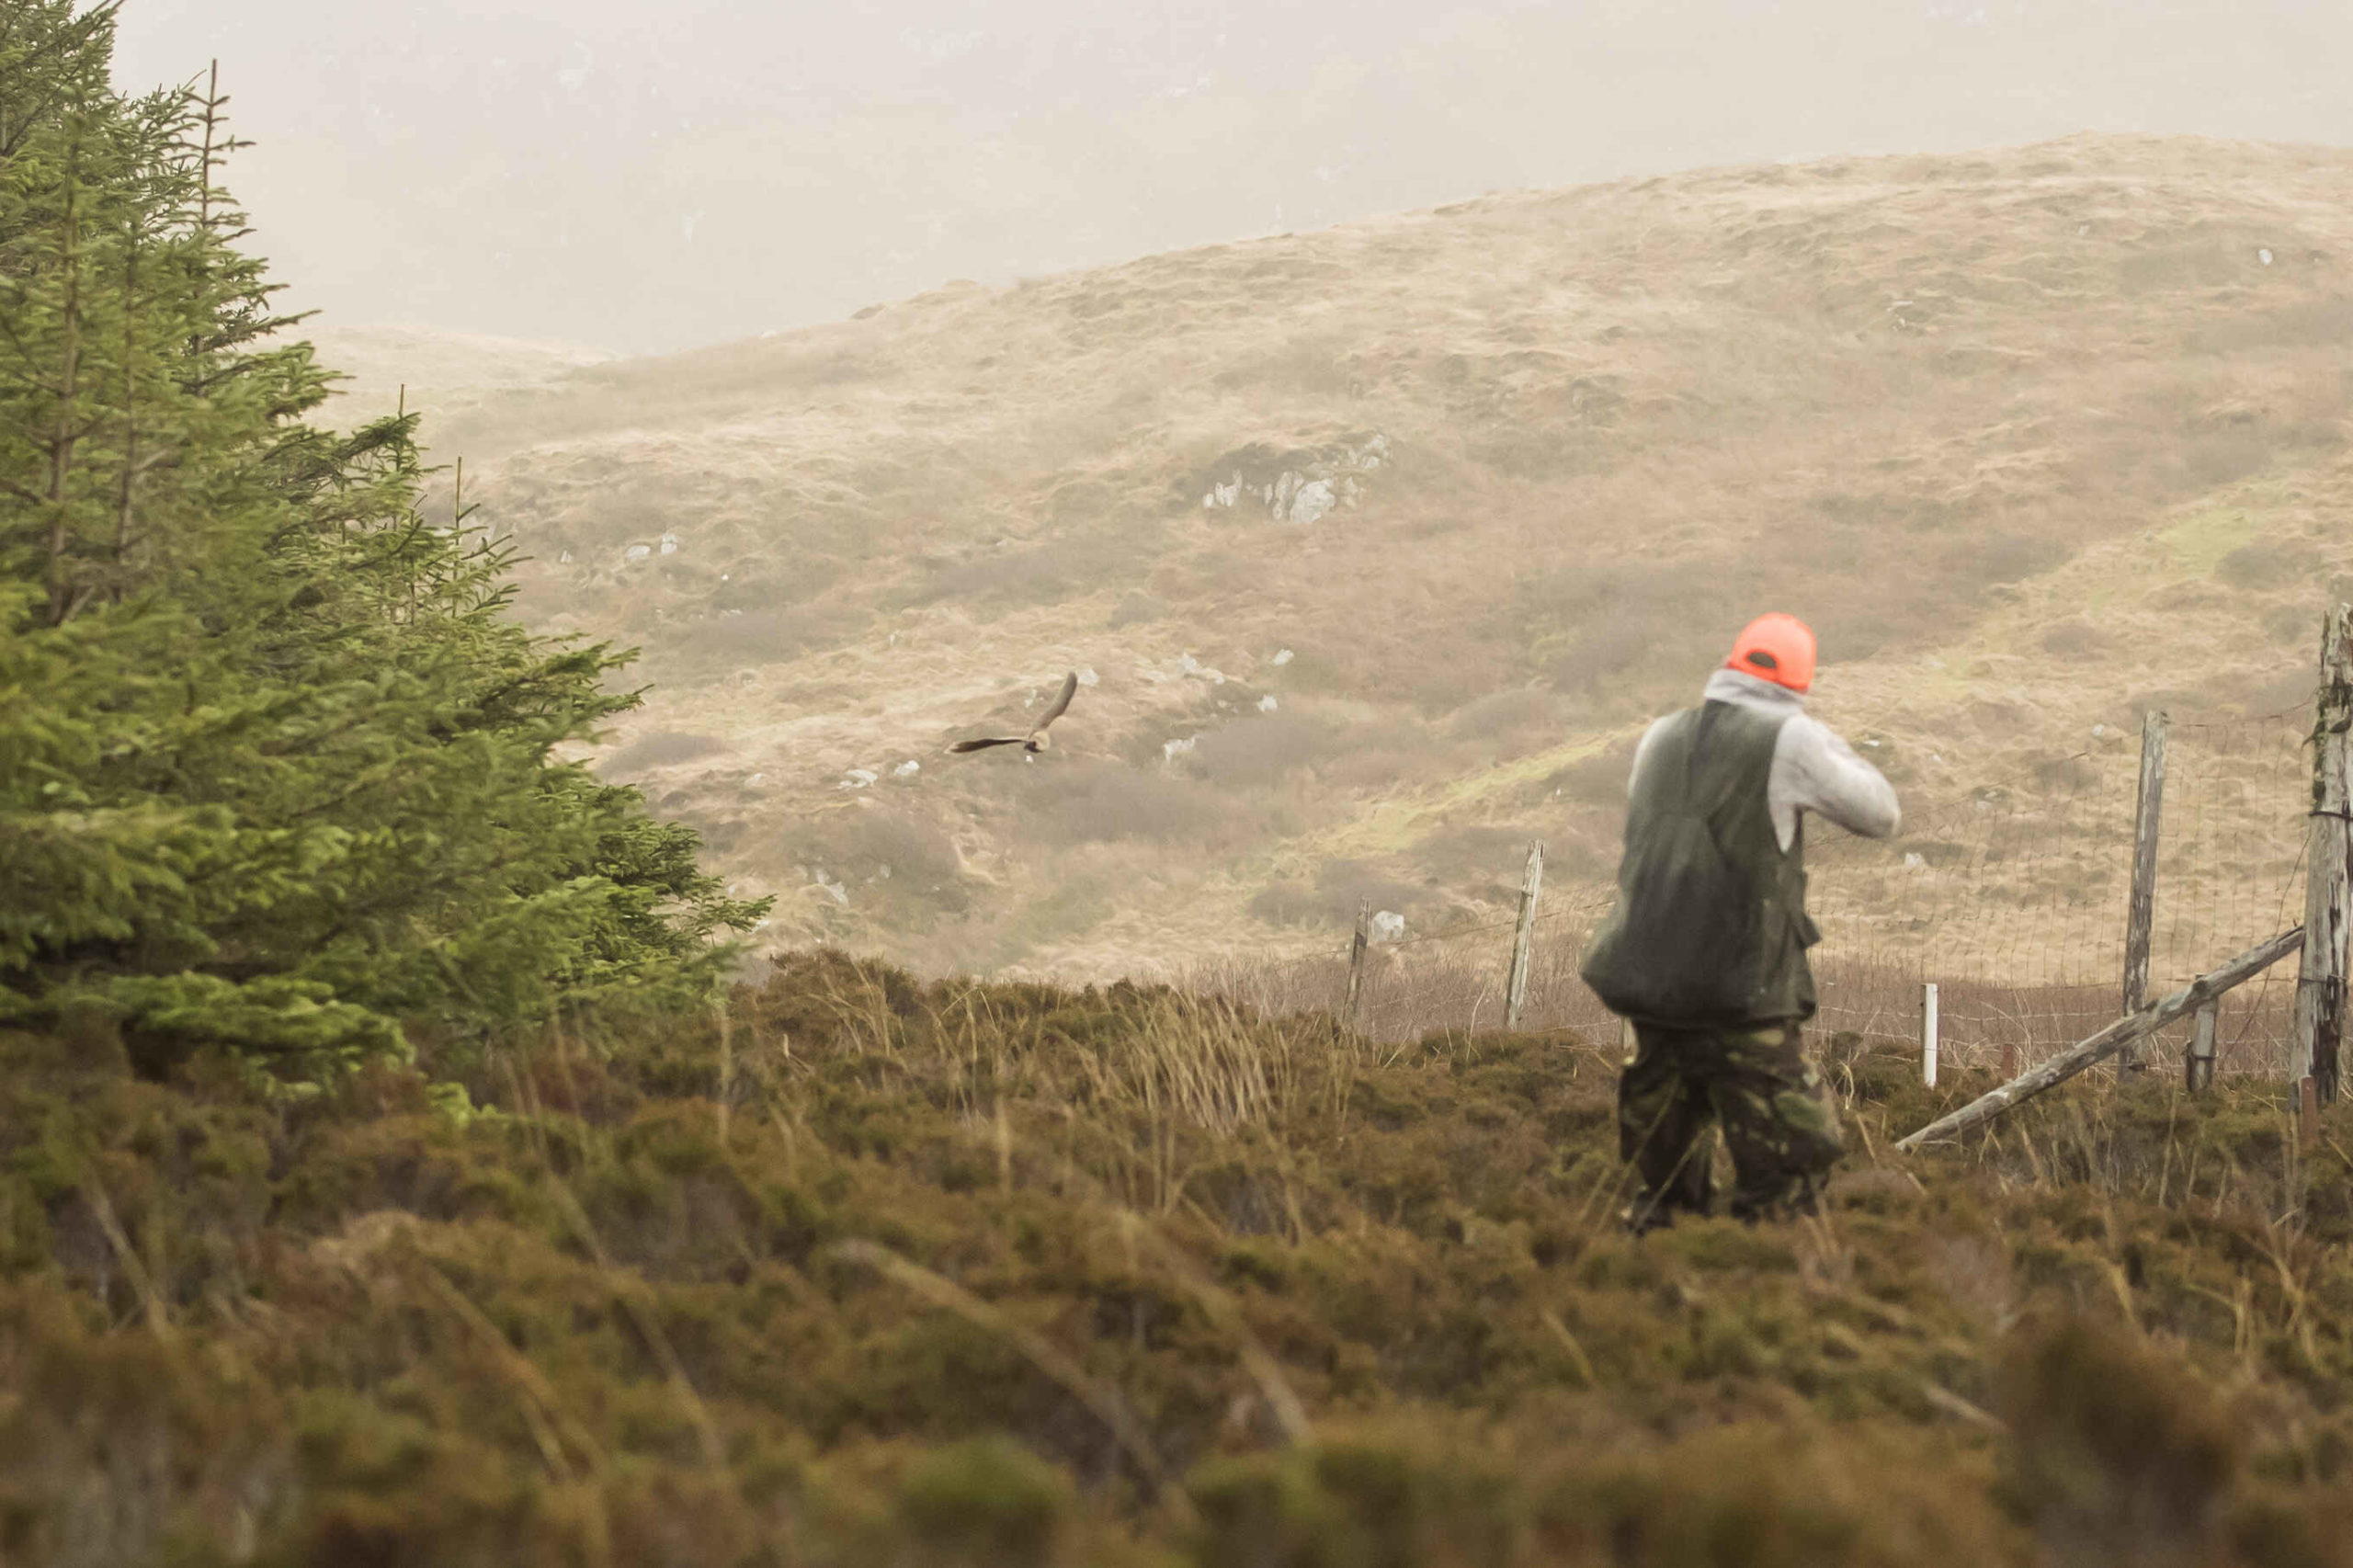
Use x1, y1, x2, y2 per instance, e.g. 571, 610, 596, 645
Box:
1579, 700, 1820, 1026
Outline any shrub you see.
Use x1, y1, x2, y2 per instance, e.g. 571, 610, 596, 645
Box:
2040, 620, 2114, 660
1188, 714, 1330, 789
2219, 540, 2324, 592
1016, 759, 1233, 845
667, 600, 872, 667
600, 732, 730, 775
1444, 687, 1563, 745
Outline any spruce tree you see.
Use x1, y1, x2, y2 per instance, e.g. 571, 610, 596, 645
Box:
0, 6, 767, 1080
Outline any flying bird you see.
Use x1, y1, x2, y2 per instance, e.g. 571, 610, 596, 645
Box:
949, 671, 1079, 756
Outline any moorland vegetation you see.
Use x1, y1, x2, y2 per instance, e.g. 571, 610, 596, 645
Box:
6, 951, 2353, 1565
6, 8, 2353, 1566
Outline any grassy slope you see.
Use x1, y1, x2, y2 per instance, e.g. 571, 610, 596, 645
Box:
302, 323, 615, 429
7, 957, 2353, 1564
417, 133, 2353, 982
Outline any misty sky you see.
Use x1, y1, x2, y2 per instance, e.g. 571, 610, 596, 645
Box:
111, 0, 2353, 356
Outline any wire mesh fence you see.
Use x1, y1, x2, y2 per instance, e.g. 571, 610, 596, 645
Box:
1195, 694, 2318, 1084
1803, 704, 2312, 1078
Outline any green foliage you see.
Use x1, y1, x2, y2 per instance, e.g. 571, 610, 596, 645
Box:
0, 7, 766, 1078
3, 956, 2353, 1563
898, 1437, 1080, 1567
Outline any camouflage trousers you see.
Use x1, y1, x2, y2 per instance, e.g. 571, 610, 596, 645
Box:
1616, 1019, 1846, 1229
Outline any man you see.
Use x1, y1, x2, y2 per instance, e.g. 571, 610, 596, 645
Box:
1580, 613, 1899, 1230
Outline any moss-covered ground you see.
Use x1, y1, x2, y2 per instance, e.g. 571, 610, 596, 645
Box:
5, 951, 2353, 1565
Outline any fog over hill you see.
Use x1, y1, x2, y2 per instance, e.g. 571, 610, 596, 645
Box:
384, 135, 2353, 980
114, 0, 2353, 353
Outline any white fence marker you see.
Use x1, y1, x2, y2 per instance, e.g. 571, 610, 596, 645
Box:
1922, 983, 1940, 1088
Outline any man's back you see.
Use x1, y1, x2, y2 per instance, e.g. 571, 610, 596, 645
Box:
1582, 698, 1816, 1027
1581, 614, 1899, 1229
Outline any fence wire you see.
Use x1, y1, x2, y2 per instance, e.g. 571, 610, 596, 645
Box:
1198, 695, 2318, 1083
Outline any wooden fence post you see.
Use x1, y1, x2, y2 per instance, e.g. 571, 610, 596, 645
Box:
1505, 842, 1544, 1030
1921, 983, 1939, 1088
2291, 605, 2353, 1103
1896, 926, 2304, 1151
2186, 1000, 2218, 1094
1346, 901, 1370, 1034
2120, 709, 2168, 1069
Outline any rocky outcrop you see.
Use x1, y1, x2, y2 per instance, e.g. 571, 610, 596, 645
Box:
1186, 432, 1390, 524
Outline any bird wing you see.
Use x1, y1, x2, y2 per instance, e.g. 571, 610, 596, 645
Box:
1031, 671, 1079, 733
948, 736, 1028, 754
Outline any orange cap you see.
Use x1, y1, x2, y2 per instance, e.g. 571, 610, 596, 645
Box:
1725, 613, 1816, 694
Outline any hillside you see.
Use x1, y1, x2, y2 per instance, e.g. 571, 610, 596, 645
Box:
420, 133, 2353, 982
303, 323, 614, 427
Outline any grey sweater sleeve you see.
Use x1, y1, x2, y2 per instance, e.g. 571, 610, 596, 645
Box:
1771, 714, 1901, 844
